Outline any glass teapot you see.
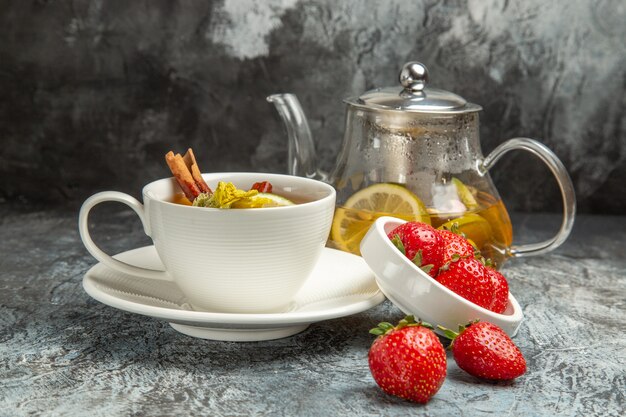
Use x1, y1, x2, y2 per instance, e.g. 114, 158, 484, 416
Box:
268, 62, 575, 267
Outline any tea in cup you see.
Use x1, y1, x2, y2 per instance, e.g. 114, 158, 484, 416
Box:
78, 172, 336, 313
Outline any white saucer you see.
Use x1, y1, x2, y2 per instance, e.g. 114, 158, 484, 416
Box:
83, 246, 385, 341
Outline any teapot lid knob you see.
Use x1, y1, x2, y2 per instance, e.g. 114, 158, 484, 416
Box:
399, 62, 429, 92
346, 60, 482, 113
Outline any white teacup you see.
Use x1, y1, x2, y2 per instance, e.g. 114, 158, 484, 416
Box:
79, 172, 336, 313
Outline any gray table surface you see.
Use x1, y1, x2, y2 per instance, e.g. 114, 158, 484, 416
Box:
1, 206, 624, 417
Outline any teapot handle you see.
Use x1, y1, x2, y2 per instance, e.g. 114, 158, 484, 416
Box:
481, 138, 576, 258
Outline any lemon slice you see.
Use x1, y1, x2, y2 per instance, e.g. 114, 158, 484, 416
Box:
451, 177, 478, 210
172, 193, 192, 206
330, 183, 430, 255
230, 193, 295, 208
437, 213, 493, 251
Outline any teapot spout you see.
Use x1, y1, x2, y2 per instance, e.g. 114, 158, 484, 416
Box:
267, 94, 323, 180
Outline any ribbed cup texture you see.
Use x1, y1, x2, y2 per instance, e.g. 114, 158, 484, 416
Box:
148, 193, 334, 313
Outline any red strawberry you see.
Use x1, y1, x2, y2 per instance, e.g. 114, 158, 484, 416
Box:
368, 316, 447, 404
439, 321, 526, 380
387, 222, 444, 277
485, 267, 509, 314
436, 257, 495, 311
438, 229, 476, 264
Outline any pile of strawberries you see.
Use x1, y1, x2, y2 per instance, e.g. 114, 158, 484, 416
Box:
366, 221, 526, 404
387, 221, 509, 314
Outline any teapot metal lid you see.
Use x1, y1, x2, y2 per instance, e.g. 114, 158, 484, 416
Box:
346, 62, 482, 114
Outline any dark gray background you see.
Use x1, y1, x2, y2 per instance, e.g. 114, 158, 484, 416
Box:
1, 0, 624, 213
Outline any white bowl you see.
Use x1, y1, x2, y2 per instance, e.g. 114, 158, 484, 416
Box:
360, 217, 524, 337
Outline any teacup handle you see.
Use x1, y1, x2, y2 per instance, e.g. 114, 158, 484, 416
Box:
481, 137, 576, 258
78, 191, 173, 281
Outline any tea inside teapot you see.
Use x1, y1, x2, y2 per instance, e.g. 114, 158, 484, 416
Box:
330, 180, 512, 267
269, 61, 576, 268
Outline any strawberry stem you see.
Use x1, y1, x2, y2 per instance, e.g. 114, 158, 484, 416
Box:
437, 320, 481, 348
369, 315, 433, 336
437, 325, 460, 344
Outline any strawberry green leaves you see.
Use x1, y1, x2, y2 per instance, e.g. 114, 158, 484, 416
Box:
390, 234, 405, 255
369, 321, 395, 336
390, 233, 435, 275
369, 315, 433, 336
